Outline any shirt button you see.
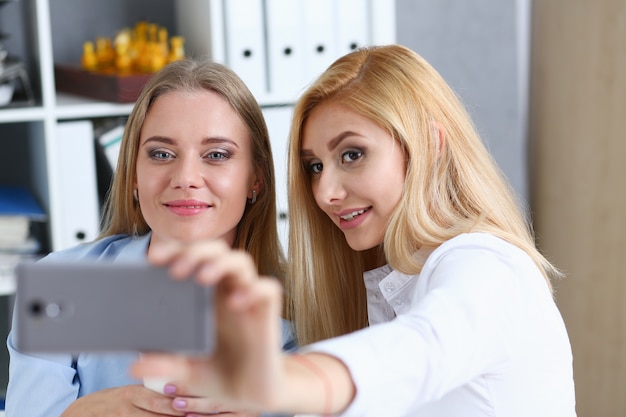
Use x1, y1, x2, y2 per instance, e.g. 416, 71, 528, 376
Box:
383, 282, 394, 292
394, 299, 404, 306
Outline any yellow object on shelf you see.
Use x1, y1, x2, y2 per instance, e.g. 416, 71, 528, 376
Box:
169, 36, 185, 63
80, 20, 185, 75
81, 41, 97, 71
113, 29, 133, 73
96, 37, 115, 70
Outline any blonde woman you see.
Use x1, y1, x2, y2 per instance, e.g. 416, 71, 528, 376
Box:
133, 45, 576, 417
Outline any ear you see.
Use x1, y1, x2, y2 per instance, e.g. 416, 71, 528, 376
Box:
249, 164, 265, 197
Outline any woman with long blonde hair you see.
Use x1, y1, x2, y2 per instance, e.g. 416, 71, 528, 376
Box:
285, 43, 559, 345
133, 45, 576, 417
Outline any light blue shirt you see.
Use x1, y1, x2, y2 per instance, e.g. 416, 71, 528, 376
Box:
6, 233, 296, 417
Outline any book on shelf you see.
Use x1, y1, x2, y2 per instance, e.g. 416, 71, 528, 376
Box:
0, 185, 47, 220
0, 185, 47, 295
0, 184, 46, 251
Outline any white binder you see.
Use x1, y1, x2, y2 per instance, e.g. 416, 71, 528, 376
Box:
265, 0, 307, 102
370, 0, 397, 45
334, 0, 370, 56
175, 0, 223, 62
262, 105, 293, 253
302, 0, 336, 86
52, 120, 101, 251
224, 0, 268, 98
175, 0, 396, 104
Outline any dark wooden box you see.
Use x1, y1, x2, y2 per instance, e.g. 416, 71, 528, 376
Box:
54, 65, 154, 103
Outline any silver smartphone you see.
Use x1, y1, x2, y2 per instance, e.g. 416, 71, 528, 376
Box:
14, 260, 215, 354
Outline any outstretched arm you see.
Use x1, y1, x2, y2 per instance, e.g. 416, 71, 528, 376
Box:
130, 240, 355, 415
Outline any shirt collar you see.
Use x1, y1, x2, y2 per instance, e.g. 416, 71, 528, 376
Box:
114, 232, 151, 262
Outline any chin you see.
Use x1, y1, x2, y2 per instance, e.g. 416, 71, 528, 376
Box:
170, 230, 209, 244
345, 240, 379, 252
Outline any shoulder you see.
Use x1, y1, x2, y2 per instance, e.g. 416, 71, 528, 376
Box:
41, 234, 150, 262
427, 233, 531, 270
421, 233, 539, 291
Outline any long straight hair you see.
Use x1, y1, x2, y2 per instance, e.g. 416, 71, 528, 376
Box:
99, 59, 285, 280
286, 45, 560, 345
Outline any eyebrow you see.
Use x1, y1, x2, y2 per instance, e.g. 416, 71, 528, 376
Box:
328, 131, 361, 151
300, 131, 362, 157
141, 136, 240, 148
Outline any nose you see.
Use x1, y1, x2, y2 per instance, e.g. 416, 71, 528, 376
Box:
170, 156, 204, 189
314, 167, 347, 205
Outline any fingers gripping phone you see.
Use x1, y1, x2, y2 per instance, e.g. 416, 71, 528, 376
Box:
14, 260, 215, 354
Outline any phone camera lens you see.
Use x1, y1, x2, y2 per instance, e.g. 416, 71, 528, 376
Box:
29, 300, 44, 317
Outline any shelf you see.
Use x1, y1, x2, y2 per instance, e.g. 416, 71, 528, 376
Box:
0, 105, 46, 124
0, 95, 135, 123
54, 93, 134, 120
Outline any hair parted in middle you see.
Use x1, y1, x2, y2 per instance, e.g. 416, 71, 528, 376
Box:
99, 58, 285, 280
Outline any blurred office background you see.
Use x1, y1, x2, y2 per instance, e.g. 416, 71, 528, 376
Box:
0, 0, 623, 415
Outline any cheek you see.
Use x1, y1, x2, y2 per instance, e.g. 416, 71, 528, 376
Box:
135, 158, 154, 185
135, 166, 161, 193
309, 180, 326, 212
387, 180, 405, 213
377, 157, 407, 213
214, 166, 253, 196
310, 179, 319, 201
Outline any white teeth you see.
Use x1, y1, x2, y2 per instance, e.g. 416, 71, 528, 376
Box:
341, 209, 365, 221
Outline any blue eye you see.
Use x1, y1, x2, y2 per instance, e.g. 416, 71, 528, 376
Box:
207, 151, 229, 160
149, 149, 173, 160
342, 150, 362, 163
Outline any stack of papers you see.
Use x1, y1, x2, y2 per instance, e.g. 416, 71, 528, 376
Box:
0, 185, 47, 295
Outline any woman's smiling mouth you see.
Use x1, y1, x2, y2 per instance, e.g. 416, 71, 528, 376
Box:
340, 208, 370, 221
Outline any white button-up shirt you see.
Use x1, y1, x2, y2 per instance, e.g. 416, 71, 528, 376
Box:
307, 233, 576, 417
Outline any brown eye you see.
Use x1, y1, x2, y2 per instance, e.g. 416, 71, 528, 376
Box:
307, 162, 323, 174
341, 150, 362, 163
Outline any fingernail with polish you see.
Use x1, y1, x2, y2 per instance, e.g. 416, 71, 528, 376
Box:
163, 383, 177, 395
172, 398, 187, 409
